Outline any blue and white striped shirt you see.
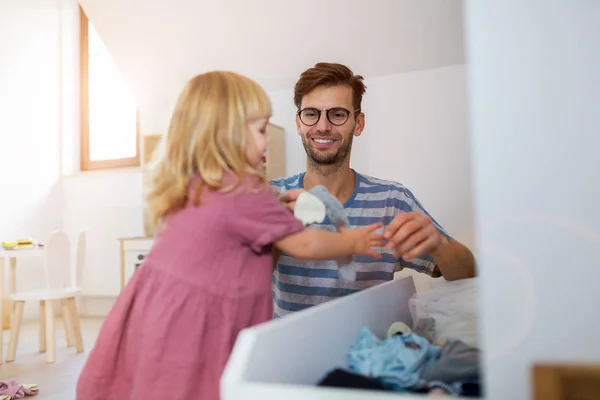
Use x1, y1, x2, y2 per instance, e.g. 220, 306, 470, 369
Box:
270, 171, 448, 318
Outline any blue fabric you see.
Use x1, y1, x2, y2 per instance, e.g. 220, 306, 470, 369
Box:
347, 327, 442, 391
307, 185, 356, 282
308, 185, 349, 227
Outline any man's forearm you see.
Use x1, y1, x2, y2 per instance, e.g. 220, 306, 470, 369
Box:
430, 237, 476, 280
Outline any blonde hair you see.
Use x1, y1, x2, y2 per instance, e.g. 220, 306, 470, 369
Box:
146, 71, 272, 229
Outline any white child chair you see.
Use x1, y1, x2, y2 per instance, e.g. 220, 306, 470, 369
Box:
63, 231, 86, 349
5, 230, 85, 363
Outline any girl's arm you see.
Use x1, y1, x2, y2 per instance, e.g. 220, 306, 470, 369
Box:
274, 223, 385, 260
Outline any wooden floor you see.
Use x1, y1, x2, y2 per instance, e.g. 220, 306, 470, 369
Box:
0, 318, 103, 399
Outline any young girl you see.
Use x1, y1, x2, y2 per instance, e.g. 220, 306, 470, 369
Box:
76, 71, 384, 400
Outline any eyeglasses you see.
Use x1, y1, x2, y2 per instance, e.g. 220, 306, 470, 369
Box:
297, 107, 360, 127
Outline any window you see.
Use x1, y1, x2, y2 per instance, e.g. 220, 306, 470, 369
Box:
79, 6, 140, 171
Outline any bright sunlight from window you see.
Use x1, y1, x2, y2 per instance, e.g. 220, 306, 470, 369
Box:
88, 22, 137, 161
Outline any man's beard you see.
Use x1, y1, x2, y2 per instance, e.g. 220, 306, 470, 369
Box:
301, 133, 353, 166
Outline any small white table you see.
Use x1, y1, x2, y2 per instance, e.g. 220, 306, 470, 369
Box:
0, 247, 45, 363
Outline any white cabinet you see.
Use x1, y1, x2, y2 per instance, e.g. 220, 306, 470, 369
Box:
117, 237, 153, 290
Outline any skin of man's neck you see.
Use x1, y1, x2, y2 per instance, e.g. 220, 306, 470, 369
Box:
303, 158, 355, 204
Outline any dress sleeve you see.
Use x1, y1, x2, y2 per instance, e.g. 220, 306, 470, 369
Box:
228, 187, 306, 253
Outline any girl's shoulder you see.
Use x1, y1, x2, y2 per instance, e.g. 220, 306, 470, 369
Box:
189, 172, 273, 202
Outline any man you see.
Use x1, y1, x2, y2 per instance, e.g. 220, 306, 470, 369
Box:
270, 62, 476, 318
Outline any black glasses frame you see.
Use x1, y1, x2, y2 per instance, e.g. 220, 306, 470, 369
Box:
297, 107, 361, 126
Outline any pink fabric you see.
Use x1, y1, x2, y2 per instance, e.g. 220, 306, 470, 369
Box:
0, 379, 38, 398
76, 175, 305, 400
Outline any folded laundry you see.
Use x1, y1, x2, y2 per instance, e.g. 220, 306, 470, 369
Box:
412, 317, 437, 344
345, 326, 482, 396
421, 339, 481, 383
317, 368, 393, 391
315, 368, 482, 398
347, 326, 441, 391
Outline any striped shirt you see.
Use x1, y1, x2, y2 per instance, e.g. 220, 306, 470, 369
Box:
270, 171, 449, 318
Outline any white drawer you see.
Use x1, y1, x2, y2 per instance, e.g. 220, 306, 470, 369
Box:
123, 249, 149, 285
221, 277, 467, 399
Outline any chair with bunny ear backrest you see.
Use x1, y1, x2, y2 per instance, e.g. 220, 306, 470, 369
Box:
62, 231, 86, 349
5, 230, 84, 363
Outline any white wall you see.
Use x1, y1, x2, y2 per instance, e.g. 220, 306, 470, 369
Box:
63, 64, 474, 297
62, 170, 144, 297
359, 66, 474, 246
79, 0, 466, 100
464, 1, 600, 399
0, 0, 78, 319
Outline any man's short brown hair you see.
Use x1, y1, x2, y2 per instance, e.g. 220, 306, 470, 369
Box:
293, 62, 367, 112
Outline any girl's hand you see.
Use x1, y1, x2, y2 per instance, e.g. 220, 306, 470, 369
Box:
340, 223, 386, 259
276, 189, 306, 212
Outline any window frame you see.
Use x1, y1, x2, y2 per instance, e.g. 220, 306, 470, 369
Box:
79, 6, 140, 171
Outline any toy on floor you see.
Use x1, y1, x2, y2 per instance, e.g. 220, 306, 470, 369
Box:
0, 379, 39, 399
293, 185, 358, 282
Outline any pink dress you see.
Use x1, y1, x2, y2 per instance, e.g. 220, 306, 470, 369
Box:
76, 175, 305, 400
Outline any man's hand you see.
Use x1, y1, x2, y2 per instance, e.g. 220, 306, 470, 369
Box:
276, 189, 305, 212
383, 212, 447, 260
